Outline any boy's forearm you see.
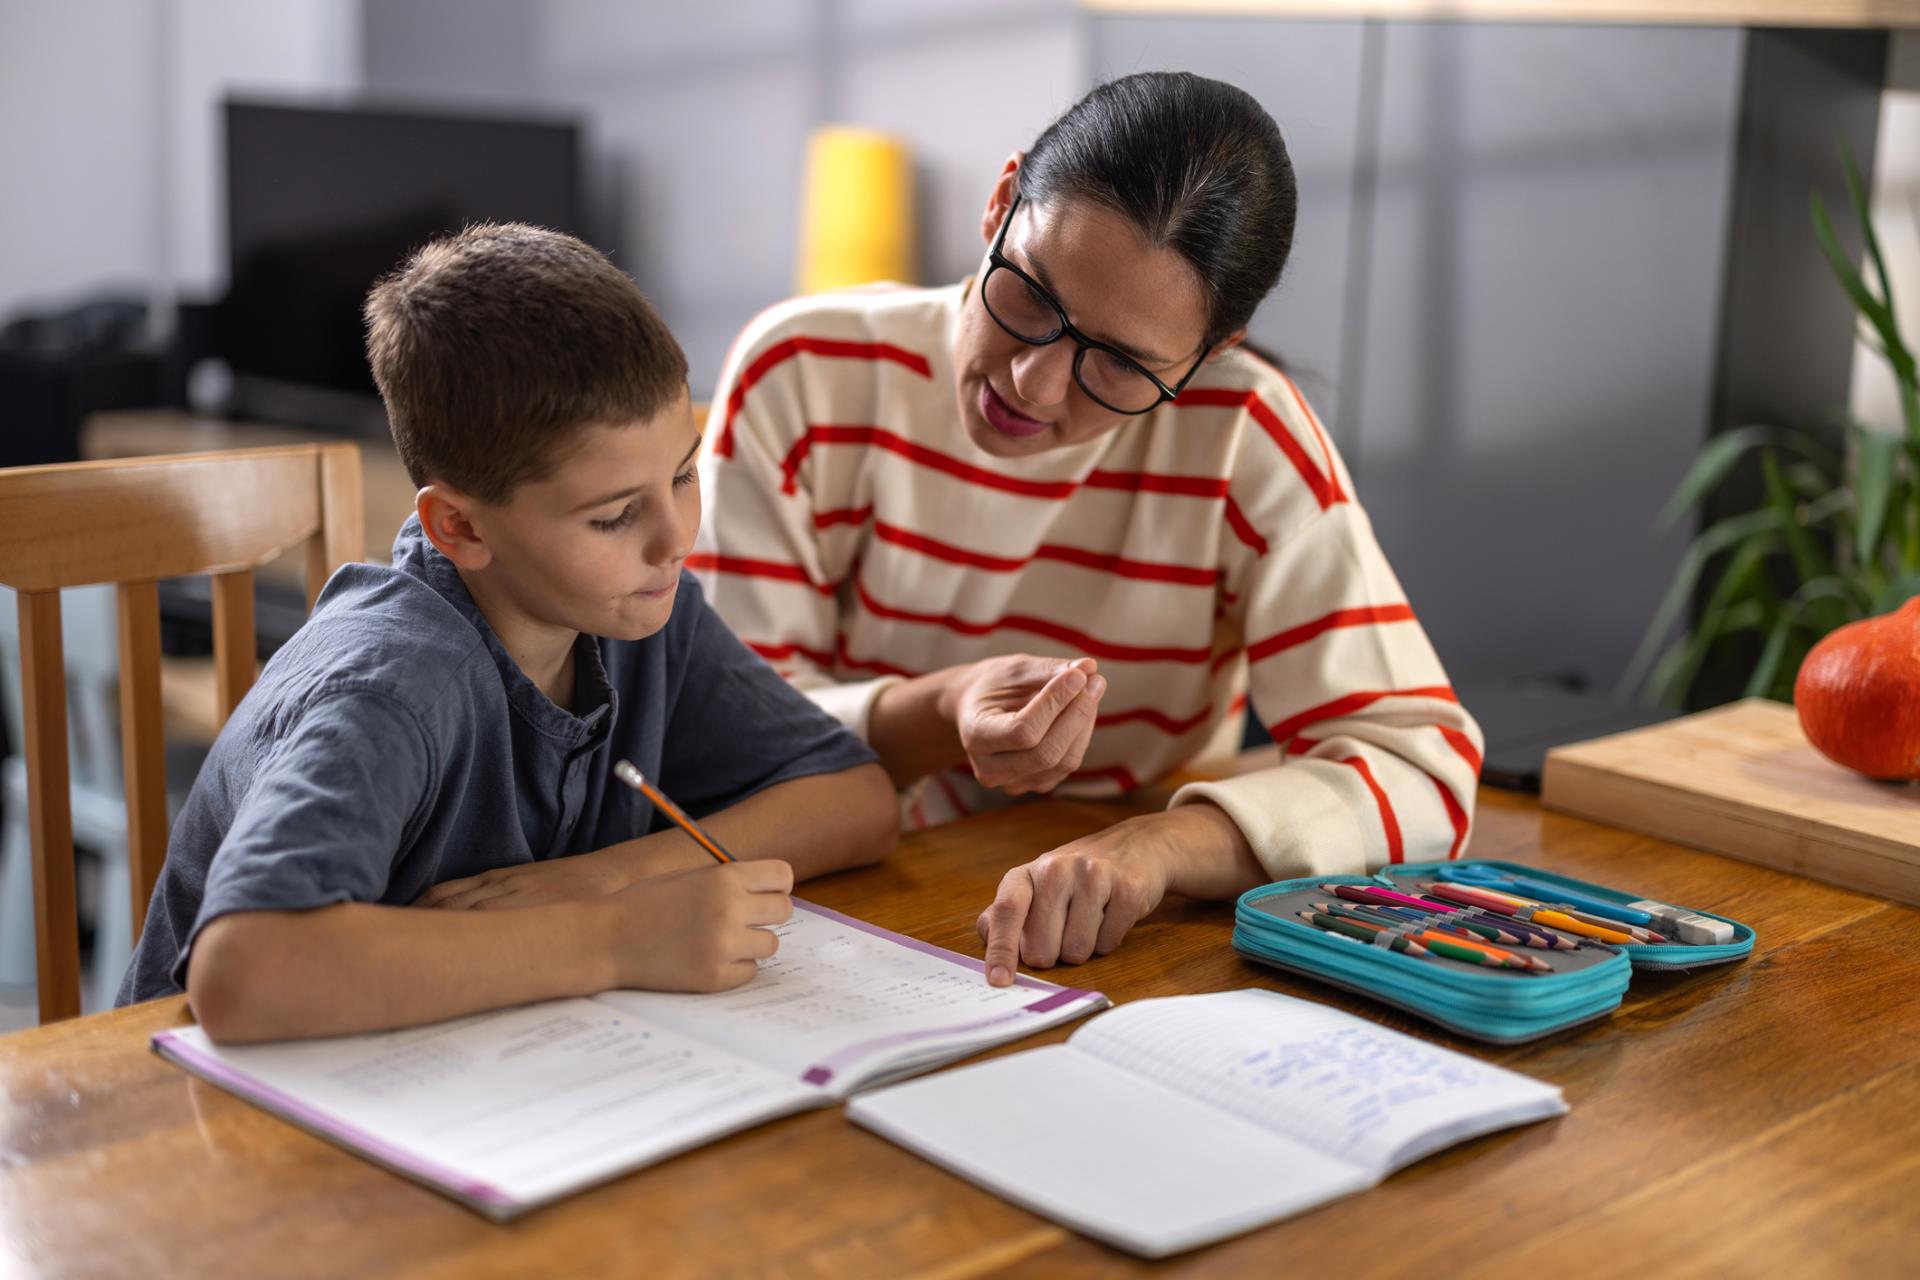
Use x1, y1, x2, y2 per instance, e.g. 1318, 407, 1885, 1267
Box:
187, 899, 613, 1043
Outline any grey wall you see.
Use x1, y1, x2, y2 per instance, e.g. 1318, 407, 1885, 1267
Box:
1092, 17, 1743, 692
361, 0, 1083, 392
0, 0, 360, 322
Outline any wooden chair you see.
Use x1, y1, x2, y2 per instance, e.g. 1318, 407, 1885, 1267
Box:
0, 444, 363, 1024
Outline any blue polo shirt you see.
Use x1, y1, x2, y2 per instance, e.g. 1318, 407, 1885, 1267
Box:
119, 517, 876, 1004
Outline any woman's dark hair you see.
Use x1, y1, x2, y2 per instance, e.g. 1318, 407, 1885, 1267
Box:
1019, 71, 1296, 347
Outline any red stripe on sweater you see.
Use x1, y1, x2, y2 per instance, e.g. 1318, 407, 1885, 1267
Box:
1068, 764, 1141, 791
1177, 387, 1341, 511
1246, 604, 1418, 664
836, 635, 918, 679
1096, 703, 1215, 736
1438, 725, 1483, 776
931, 771, 973, 817
1223, 496, 1269, 556
1266, 686, 1459, 744
747, 634, 919, 680
685, 552, 836, 596
1433, 774, 1471, 860
1083, 470, 1230, 498
813, 505, 873, 529
780, 426, 1082, 499
1280, 371, 1347, 504
852, 579, 1214, 665
747, 638, 835, 668
717, 338, 932, 457
871, 520, 1219, 587
1340, 755, 1404, 863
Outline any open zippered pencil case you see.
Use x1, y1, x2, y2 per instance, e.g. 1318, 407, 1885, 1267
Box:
1231, 858, 1755, 1044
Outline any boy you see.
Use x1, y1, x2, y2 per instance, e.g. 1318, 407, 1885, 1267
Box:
118, 223, 898, 1041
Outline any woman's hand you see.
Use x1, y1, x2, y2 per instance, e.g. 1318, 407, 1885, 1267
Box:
947, 655, 1106, 794
975, 804, 1266, 985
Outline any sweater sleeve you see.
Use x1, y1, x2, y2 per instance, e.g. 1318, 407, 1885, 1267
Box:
691, 311, 901, 740
1170, 377, 1483, 878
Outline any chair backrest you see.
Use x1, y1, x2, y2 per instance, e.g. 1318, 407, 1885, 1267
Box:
0, 443, 364, 1023
0, 583, 123, 793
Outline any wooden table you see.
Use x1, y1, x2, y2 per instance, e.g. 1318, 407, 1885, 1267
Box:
4, 789, 1918, 1278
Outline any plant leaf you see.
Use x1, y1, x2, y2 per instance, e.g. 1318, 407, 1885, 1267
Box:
1852, 424, 1901, 567
1814, 188, 1917, 386
1744, 611, 1798, 701
1842, 146, 1898, 333
1619, 510, 1782, 699
1648, 538, 1774, 705
1874, 570, 1920, 614
1762, 451, 1837, 606
1656, 426, 1771, 533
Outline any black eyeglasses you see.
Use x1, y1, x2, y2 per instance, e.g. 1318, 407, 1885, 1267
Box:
980, 192, 1209, 415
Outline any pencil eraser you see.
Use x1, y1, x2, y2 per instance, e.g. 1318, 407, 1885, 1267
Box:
1629, 901, 1732, 945
1671, 913, 1734, 945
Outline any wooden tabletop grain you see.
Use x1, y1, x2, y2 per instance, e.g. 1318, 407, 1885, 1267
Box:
3, 788, 1917, 1279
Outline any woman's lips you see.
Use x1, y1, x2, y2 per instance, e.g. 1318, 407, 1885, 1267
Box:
980, 381, 1050, 439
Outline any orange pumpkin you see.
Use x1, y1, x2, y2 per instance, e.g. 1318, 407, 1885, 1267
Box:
1793, 596, 1920, 781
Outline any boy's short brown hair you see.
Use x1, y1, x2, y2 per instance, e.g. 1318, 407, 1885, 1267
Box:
364, 222, 688, 505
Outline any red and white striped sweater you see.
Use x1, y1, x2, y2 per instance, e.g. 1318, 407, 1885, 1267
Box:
692, 283, 1483, 879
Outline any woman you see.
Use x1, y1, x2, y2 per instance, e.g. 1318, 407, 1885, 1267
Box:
692, 72, 1482, 985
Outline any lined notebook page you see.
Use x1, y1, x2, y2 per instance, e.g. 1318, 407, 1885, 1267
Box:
155, 999, 818, 1212
845, 1044, 1372, 1258
595, 901, 1102, 1092
1069, 990, 1567, 1175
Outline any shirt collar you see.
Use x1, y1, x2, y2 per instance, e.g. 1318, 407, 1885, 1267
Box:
391, 516, 616, 746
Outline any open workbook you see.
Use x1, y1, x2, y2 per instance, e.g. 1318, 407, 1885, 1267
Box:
151, 900, 1107, 1220
847, 989, 1568, 1258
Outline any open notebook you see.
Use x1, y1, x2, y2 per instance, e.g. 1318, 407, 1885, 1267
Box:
151, 900, 1106, 1219
847, 989, 1567, 1257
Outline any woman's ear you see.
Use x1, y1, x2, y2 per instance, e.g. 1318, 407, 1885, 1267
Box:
980, 152, 1025, 244
1205, 328, 1249, 364
416, 485, 494, 571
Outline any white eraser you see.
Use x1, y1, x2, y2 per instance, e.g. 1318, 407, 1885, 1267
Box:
1629, 900, 1734, 945
1671, 913, 1735, 945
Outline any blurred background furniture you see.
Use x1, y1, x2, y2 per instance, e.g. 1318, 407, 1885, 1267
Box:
0, 443, 363, 1024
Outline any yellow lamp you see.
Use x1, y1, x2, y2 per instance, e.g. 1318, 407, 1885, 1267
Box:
797, 126, 916, 294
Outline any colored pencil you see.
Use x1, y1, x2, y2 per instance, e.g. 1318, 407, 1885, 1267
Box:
1423, 882, 1640, 946
1424, 882, 1670, 944
1447, 873, 1655, 926
1344, 900, 1532, 948
1321, 882, 1581, 951
1322, 882, 1466, 915
613, 760, 736, 863
1308, 904, 1550, 972
1299, 910, 1429, 956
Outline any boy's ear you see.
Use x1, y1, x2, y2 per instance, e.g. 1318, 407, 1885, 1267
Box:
416, 485, 494, 570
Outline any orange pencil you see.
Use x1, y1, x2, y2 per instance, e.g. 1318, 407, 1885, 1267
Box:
613, 760, 736, 863
1426, 882, 1639, 946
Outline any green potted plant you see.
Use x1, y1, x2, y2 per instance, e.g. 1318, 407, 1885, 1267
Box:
1626, 150, 1920, 708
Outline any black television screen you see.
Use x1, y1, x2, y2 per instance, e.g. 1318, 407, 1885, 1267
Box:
223, 99, 586, 404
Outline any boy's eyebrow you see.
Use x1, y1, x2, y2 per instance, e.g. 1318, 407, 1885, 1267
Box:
572, 435, 702, 512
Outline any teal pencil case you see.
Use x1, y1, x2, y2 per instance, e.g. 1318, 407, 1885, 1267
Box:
1232, 858, 1754, 1044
